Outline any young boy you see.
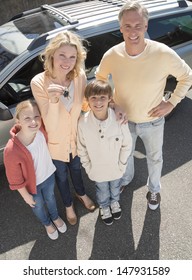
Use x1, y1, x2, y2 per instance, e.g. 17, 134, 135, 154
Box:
77, 80, 132, 225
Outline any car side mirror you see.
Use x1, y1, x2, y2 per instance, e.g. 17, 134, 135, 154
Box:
0, 102, 13, 120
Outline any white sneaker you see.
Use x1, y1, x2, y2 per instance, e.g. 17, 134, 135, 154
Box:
110, 201, 122, 220
100, 207, 113, 225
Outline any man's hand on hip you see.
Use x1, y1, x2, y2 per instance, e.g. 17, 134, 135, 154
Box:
148, 101, 174, 118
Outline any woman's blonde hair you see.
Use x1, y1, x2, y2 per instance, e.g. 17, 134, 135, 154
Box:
41, 31, 87, 80
15, 99, 40, 120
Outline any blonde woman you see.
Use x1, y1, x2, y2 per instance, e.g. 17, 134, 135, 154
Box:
31, 31, 95, 226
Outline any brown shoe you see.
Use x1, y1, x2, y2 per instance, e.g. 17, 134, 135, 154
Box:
66, 205, 77, 225
76, 194, 96, 212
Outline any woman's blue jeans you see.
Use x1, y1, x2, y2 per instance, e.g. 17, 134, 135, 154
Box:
32, 173, 59, 226
121, 117, 165, 193
53, 155, 85, 207
96, 179, 121, 208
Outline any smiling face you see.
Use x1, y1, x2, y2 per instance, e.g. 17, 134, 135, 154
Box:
52, 44, 77, 76
88, 94, 111, 120
120, 9, 148, 55
16, 105, 41, 135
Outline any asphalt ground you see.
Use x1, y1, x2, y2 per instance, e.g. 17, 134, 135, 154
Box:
0, 91, 192, 262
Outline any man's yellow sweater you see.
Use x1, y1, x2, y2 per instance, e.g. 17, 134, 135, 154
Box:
96, 39, 192, 123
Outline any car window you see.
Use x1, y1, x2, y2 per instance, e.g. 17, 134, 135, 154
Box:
0, 11, 68, 71
0, 47, 17, 72
148, 12, 192, 47
85, 29, 123, 79
0, 57, 43, 106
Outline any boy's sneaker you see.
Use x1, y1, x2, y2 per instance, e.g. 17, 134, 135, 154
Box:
146, 192, 161, 210
100, 207, 113, 225
110, 201, 122, 220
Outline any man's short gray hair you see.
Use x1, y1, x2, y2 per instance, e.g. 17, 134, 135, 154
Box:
118, 0, 149, 22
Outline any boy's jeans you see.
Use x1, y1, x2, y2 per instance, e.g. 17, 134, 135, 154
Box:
96, 179, 121, 208
121, 117, 165, 193
32, 173, 58, 226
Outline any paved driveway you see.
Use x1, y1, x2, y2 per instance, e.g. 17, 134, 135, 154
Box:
0, 91, 192, 261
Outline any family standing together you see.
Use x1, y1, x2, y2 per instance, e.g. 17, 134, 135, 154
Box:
3, 1, 192, 239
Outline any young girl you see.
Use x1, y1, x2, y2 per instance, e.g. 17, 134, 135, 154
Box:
31, 31, 95, 225
3, 100, 67, 240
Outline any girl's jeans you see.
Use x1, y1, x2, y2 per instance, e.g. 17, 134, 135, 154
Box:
32, 173, 58, 226
121, 117, 165, 193
53, 155, 85, 207
96, 179, 121, 208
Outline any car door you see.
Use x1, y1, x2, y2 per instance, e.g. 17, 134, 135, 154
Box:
147, 11, 192, 69
0, 56, 44, 165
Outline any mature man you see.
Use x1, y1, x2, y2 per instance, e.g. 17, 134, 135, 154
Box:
96, 0, 192, 210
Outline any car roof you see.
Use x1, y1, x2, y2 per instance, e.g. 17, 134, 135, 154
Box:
1, 0, 191, 54
26, 0, 192, 50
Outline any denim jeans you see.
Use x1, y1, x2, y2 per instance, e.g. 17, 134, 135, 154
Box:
53, 155, 85, 207
96, 179, 121, 208
32, 173, 58, 226
121, 117, 165, 193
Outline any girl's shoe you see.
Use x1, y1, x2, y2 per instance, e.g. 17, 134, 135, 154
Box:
76, 194, 96, 212
53, 217, 67, 233
45, 224, 59, 240
66, 205, 77, 225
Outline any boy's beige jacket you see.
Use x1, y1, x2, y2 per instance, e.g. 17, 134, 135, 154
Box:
77, 108, 132, 182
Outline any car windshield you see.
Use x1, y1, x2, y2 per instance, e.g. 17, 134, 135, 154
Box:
0, 11, 66, 72
14, 11, 66, 39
